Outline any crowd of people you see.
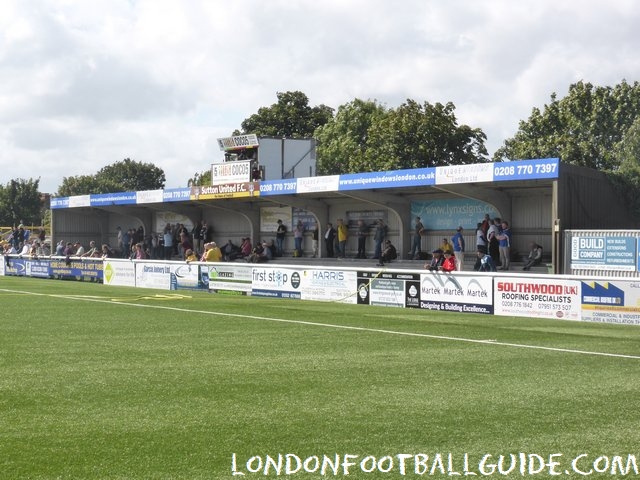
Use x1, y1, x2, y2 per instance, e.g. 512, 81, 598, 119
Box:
2, 215, 544, 271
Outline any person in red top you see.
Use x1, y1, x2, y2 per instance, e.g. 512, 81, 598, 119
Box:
440, 251, 456, 272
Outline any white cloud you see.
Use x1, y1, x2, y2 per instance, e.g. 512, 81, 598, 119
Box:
1, 0, 639, 193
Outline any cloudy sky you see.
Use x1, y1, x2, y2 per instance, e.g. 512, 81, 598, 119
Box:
2, 0, 639, 194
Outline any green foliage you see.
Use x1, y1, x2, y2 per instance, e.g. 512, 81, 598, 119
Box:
0, 178, 43, 226
494, 80, 640, 170
317, 98, 488, 174
187, 169, 212, 186
236, 91, 333, 138
608, 117, 640, 219
57, 158, 166, 196
315, 99, 388, 174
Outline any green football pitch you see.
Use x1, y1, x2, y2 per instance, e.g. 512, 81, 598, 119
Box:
1, 275, 639, 479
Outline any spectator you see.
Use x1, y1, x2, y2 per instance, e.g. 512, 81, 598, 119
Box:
222, 240, 242, 261
439, 238, 453, 255
185, 248, 198, 262
203, 242, 223, 262
356, 219, 368, 259
523, 242, 543, 270
425, 249, 444, 271
452, 226, 465, 271
372, 219, 387, 260
487, 218, 501, 266
440, 251, 457, 272
497, 220, 512, 270
163, 226, 174, 260
293, 220, 304, 257
311, 223, 319, 258
476, 222, 487, 254
474, 249, 497, 272
240, 238, 252, 259
324, 222, 336, 258
275, 219, 287, 256
408, 216, 425, 259
376, 240, 397, 267
336, 218, 348, 258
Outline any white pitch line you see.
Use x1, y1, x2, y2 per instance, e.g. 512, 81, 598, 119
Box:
2, 287, 640, 360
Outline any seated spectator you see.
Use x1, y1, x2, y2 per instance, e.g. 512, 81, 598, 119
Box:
101, 244, 114, 258
82, 240, 100, 257
247, 242, 271, 263
222, 239, 243, 261
55, 240, 65, 256
134, 242, 148, 260
74, 242, 85, 256
440, 251, 456, 272
523, 242, 543, 270
425, 249, 444, 271
185, 248, 198, 262
240, 238, 252, 259
203, 242, 223, 262
474, 249, 497, 272
376, 240, 397, 267
439, 238, 454, 255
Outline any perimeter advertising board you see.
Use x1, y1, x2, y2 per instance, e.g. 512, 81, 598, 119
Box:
420, 272, 493, 314
570, 236, 637, 271
299, 268, 358, 303
494, 276, 581, 321
103, 260, 136, 287
207, 264, 253, 295
251, 266, 302, 299
581, 280, 640, 325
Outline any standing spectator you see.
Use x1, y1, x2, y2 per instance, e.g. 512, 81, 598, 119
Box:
497, 220, 512, 270
452, 226, 465, 271
275, 219, 287, 256
408, 216, 425, 259
336, 218, 348, 258
487, 218, 501, 267
356, 219, 368, 259
192, 221, 203, 256
311, 223, 319, 258
372, 219, 387, 260
293, 220, 304, 257
476, 222, 487, 254
116, 226, 123, 254
163, 225, 173, 260
324, 222, 336, 258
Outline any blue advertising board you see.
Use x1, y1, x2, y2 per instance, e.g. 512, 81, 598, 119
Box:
570, 236, 637, 271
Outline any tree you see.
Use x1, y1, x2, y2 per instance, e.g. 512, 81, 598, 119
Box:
0, 178, 43, 226
236, 91, 334, 138
187, 170, 212, 187
97, 158, 165, 192
609, 117, 640, 219
363, 99, 488, 171
315, 99, 388, 175
56, 158, 166, 196
494, 80, 640, 170
57, 174, 119, 197
317, 98, 488, 174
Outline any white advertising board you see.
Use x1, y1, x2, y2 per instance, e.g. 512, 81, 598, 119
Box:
494, 276, 581, 321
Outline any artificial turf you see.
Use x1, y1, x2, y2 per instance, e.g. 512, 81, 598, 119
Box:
1, 276, 639, 479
